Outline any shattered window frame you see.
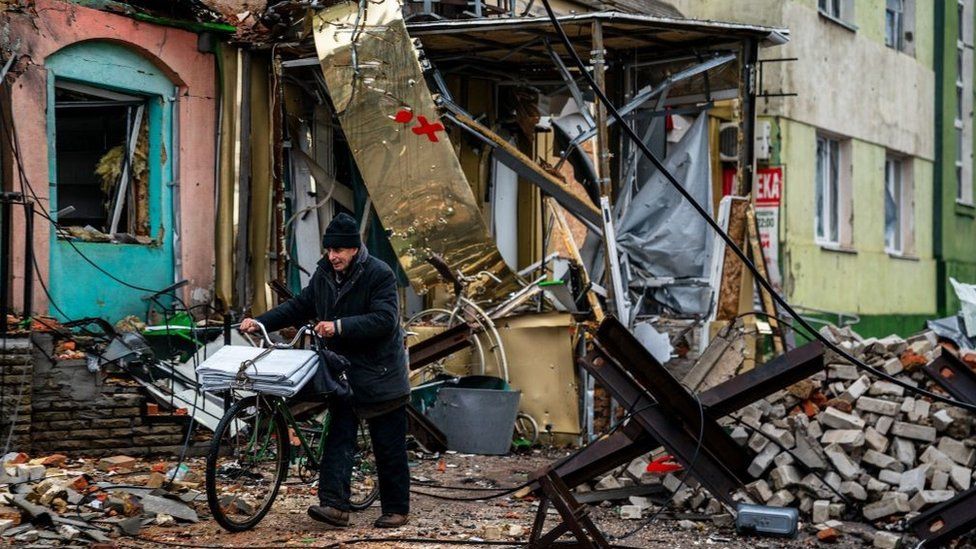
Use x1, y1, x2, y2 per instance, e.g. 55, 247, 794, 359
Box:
884, 155, 903, 254
818, 0, 856, 29
884, 0, 904, 50
52, 80, 157, 244
815, 134, 841, 246
957, 0, 975, 206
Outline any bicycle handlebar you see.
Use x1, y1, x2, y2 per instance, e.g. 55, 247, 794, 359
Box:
237, 320, 311, 349
427, 255, 463, 296
427, 256, 503, 295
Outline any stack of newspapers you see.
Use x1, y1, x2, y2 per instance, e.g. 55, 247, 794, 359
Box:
196, 345, 319, 397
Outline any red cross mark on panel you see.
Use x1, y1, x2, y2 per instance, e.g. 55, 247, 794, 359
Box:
410, 116, 445, 143
393, 109, 445, 143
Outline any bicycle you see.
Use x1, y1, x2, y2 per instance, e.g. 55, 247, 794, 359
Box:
204, 322, 379, 532
404, 255, 509, 384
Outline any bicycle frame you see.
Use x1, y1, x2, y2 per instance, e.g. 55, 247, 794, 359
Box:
271, 396, 331, 470
242, 396, 331, 469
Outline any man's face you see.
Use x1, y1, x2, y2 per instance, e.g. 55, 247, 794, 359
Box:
326, 247, 358, 273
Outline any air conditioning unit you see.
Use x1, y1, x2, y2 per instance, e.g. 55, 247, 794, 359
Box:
719, 123, 738, 162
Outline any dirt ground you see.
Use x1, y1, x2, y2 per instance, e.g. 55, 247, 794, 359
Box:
119, 451, 879, 549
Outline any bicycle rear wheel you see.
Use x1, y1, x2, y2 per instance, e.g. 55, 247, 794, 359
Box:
349, 420, 379, 510
206, 395, 289, 532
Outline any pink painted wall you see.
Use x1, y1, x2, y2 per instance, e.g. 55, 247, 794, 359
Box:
3, 0, 217, 315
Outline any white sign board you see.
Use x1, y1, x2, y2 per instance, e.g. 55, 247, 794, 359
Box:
755, 167, 783, 290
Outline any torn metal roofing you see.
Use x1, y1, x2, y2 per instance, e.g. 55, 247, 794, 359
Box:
407, 11, 789, 62
68, 0, 237, 33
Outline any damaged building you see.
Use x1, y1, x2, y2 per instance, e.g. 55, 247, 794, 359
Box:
2, 0, 976, 547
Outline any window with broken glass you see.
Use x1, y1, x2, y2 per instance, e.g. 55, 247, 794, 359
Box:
957, 0, 975, 206
884, 156, 903, 254
815, 135, 841, 245
53, 81, 155, 244
885, 0, 904, 50
819, 0, 855, 28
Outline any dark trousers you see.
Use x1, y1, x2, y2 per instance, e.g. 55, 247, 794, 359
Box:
318, 400, 410, 515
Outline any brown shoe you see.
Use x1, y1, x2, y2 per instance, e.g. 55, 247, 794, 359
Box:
374, 513, 408, 528
308, 505, 349, 527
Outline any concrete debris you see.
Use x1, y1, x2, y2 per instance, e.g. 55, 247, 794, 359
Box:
0, 452, 203, 544
579, 326, 972, 546
696, 325, 976, 539
618, 505, 642, 519
873, 530, 903, 548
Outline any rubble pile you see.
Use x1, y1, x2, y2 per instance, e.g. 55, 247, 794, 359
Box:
0, 452, 203, 545
585, 325, 976, 545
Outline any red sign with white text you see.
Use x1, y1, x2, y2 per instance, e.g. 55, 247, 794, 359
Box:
756, 166, 783, 207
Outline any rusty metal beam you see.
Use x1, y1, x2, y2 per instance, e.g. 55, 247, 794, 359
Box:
529, 466, 611, 548
595, 317, 751, 482
922, 351, 976, 406
581, 347, 745, 506
699, 341, 824, 417
408, 323, 474, 372
908, 485, 976, 547
541, 419, 656, 490
406, 405, 448, 452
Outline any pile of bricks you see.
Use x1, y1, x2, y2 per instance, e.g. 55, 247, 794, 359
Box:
30, 334, 187, 457
0, 452, 201, 543
585, 325, 975, 546
730, 326, 971, 526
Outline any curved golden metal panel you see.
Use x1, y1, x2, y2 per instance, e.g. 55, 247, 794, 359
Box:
313, 1, 518, 297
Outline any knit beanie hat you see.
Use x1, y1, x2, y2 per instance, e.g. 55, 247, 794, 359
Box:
322, 213, 361, 249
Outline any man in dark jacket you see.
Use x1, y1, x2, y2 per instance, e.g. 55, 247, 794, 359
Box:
239, 213, 411, 528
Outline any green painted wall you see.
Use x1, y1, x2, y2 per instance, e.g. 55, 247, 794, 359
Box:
933, 0, 976, 316
779, 118, 936, 316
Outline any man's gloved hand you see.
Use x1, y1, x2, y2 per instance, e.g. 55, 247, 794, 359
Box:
315, 321, 337, 338
239, 318, 261, 333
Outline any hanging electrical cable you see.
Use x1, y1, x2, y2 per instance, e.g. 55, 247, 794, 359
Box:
537, 0, 976, 414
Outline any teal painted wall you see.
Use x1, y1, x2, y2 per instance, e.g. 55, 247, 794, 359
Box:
45, 41, 175, 321
934, 0, 976, 316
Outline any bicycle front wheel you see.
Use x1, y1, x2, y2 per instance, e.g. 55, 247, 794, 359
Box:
206, 395, 289, 532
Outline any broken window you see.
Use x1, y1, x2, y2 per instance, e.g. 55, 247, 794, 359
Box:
53, 81, 154, 243
884, 156, 902, 253
818, 0, 855, 27
957, 0, 975, 205
815, 135, 840, 245
885, 0, 904, 49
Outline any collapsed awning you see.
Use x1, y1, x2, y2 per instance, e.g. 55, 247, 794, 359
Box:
407, 12, 789, 66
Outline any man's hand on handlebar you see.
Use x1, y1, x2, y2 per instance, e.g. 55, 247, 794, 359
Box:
314, 321, 336, 338
239, 318, 261, 334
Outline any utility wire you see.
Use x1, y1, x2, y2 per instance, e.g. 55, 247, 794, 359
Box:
537, 0, 976, 415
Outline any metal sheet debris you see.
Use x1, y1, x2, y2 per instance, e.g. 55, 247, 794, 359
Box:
312, 0, 517, 297
950, 277, 976, 337
615, 112, 714, 315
